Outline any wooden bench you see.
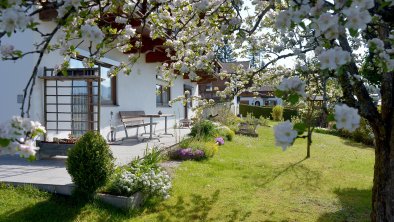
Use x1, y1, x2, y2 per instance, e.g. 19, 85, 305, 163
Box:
119, 111, 157, 141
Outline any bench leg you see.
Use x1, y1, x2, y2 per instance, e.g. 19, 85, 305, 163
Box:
124, 127, 129, 138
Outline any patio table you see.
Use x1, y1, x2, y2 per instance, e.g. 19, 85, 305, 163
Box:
160, 114, 175, 137
140, 114, 175, 141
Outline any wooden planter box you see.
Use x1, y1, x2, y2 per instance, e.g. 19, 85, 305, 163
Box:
97, 192, 145, 210
36, 141, 75, 159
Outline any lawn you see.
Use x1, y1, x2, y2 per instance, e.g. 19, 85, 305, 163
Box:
0, 125, 374, 222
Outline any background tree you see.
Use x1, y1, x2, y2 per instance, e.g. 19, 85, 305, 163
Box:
215, 38, 236, 63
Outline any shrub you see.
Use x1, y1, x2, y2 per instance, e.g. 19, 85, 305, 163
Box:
66, 131, 114, 197
315, 118, 375, 146
107, 165, 171, 199
189, 120, 217, 140
211, 106, 241, 128
348, 118, 375, 146
184, 140, 219, 158
179, 137, 193, 148
259, 116, 270, 127
216, 126, 235, 141
239, 104, 298, 120
272, 105, 284, 121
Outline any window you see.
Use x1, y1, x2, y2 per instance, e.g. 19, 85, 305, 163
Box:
205, 83, 213, 92
156, 84, 171, 107
69, 57, 117, 105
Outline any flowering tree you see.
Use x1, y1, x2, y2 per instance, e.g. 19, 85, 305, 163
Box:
0, 0, 393, 220
0, 116, 46, 159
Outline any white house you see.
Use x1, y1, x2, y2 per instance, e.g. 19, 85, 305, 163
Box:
239, 86, 283, 107
0, 16, 198, 142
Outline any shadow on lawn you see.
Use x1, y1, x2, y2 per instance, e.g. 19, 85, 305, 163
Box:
0, 195, 85, 222
258, 158, 321, 189
0, 194, 131, 222
317, 188, 371, 222
155, 190, 252, 222
341, 139, 374, 150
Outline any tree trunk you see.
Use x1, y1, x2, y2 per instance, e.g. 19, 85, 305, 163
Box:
306, 129, 312, 159
371, 128, 394, 221
371, 72, 394, 221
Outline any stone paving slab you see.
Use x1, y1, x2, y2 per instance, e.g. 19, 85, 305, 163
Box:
0, 128, 189, 187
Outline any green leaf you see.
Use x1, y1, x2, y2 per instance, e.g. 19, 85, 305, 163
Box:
293, 122, 306, 135
327, 113, 335, 122
28, 155, 36, 162
299, 22, 306, 30
349, 28, 358, 37
0, 138, 11, 147
274, 89, 284, 98
288, 94, 300, 105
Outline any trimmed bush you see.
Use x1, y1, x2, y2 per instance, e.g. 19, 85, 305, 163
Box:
272, 105, 284, 121
66, 131, 114, 197
239, 104, 298, 120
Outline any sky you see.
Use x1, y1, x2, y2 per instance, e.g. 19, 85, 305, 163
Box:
237, 0, 297, 68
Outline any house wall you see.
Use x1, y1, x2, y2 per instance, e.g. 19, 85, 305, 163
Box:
0, 20, 198, 142
239, 97, 283, 107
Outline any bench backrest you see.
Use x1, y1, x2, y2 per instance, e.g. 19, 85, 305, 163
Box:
119, 111, 146, 125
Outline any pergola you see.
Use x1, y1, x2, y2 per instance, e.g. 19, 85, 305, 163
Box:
39, 67, 101, 138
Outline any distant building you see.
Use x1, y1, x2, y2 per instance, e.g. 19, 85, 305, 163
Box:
239, 85, 283, 107
198, 61, 250, 102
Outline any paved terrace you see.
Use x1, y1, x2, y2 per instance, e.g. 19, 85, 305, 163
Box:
0, 128, 189, 191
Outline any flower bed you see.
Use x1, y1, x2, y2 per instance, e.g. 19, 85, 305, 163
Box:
104, 148, 172, 204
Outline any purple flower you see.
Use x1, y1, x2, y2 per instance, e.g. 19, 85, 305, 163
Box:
215, 137, 225, 145
178, 148, 194, 159
194, 149, 205, 158
176, 148, 205, 160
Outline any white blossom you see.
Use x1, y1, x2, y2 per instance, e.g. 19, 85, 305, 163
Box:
277, 77, 306, 98
342, 6, 371, 31
115, 16, 128, 24
0, 116, 45, 159
317, 13, 338, 33
0, 7, 29, 33
0, 44, 15, 57
368, 38, 385, 52
81, 24, 105, 44
318, 47, 351, 70
335, 104, 361, 132
275, 10, 292, 31
274, 121, 298, 151
351, 0, 375, 9
124, 25, 136, 38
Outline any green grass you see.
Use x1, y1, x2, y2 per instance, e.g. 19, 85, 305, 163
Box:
0, 125, 374, 222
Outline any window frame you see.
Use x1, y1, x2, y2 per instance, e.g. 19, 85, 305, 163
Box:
156, 84, 171, 107
72, 56, 118, 106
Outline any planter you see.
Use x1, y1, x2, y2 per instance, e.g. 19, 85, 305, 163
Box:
96, 192, 145, 210
36, 141, 75, 159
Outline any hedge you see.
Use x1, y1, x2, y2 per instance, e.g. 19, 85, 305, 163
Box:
239, 104, 298, 120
